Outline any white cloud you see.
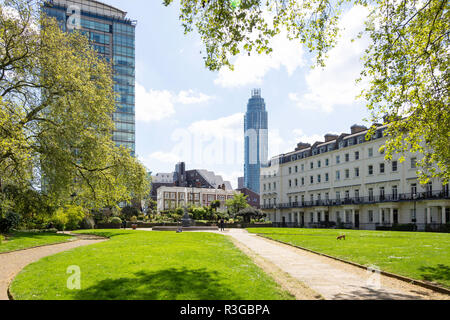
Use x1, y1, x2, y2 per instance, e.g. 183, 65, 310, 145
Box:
135, 84, 175, 122
187, 113, 244, 142
214, 31, 304, 88
292, 129, 326, 145
267, 128, 325, 157
135, 83, 213, 122
146, 151, 181, 164
177, 90, 213, 105
289, 5, 371, 113
141, 113, 244, 173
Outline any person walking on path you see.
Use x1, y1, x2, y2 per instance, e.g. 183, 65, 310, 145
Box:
219, 218, 225, 232
122, 219, 127, 229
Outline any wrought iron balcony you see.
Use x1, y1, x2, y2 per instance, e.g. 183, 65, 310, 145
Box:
261, 190, 450, 210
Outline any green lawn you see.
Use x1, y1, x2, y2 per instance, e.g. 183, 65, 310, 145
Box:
0, 232, 74, 253
247, 228, 450, 288
10, 230, 293, 300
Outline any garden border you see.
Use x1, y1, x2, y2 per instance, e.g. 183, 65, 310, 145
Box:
5, 233, 110, 301
0, 237, 78, 255
0, 231, 113, 255
256, 234, 450, 296
7, 286, 14, 300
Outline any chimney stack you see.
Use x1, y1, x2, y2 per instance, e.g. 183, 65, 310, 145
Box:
295, 142, 311, 151
350, 124, 368, 134
324, 134, 339, 142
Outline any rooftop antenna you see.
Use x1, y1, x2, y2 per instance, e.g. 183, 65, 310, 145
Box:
252, 88, 261, 97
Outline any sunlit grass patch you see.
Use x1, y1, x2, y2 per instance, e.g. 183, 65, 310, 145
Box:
247, 228, 450, 288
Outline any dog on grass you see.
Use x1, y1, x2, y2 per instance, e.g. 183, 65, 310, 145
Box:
337, 235, 346, 240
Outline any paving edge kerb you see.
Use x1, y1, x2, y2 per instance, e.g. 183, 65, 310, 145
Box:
0, 238, 78, 255
256, 234, 450, 296
7, 286, 14, 301
0, 232, 110, 255
5, 233, 110, 301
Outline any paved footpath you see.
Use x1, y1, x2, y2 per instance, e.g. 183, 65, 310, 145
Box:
219, 229, 446, 300
0, 234, 106, 300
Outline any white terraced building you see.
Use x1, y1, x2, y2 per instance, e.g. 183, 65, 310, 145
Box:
260, 124, 450, 231
157, 186, 238, 213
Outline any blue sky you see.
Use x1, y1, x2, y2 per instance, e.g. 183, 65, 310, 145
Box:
106, 0, 372, 188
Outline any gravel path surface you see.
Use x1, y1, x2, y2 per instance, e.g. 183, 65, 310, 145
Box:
0, 234, 106, 300
223, 229, 448, 300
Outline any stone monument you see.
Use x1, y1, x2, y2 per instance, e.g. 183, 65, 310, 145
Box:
181, 206, 193, 227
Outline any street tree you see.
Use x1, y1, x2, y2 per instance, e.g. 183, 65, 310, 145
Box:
225, 192, 249, 216
0, 0, 150, 212
236, 207, 266, 223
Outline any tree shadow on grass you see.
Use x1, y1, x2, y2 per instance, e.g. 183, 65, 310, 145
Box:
74, 267, 243, 300
9, 232, 70, 241
419, 264, 450, 283
74, 230, 136, 239
332, 285, 425, 300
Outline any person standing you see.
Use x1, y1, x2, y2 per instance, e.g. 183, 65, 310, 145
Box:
219, 218, 225, 232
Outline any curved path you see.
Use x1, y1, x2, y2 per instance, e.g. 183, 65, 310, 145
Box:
3, 229, 448, 300
0, 234, 106, 300
173, 228, 447, 300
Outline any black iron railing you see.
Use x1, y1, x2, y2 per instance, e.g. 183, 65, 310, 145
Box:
262, 190, 449, 210
268, 222, 450, 232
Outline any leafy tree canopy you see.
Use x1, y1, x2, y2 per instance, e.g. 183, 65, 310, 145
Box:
225, 192, 249, 215
0, 0, 150, 212
165, 0, 449, 184
236, 206, 266, 223
121, 206, 140, 220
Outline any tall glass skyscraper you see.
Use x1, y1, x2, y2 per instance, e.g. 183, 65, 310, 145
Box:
43, 0, 136, 155
244, 89, 268, 194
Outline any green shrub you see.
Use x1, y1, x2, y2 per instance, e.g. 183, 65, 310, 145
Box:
18, 229, 59, 234
191, 207, 208, 220
69, 207, 86, 230
51, 205, 86, 231
440, 223, 450, 233
51, 209, 67, 231
80, 216, 95, 229
121, 206, 139, 220
130, 216, 138, 223
20, 215, 54, 231
109, 217, 122, 225
0, 212, 21, 233
391, 224, 416, 231
0, 234, 4, 244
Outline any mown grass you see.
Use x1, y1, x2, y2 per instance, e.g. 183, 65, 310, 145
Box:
247, 228, 450, 288
10, 230, 293, 300
0, 232, 74, 253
